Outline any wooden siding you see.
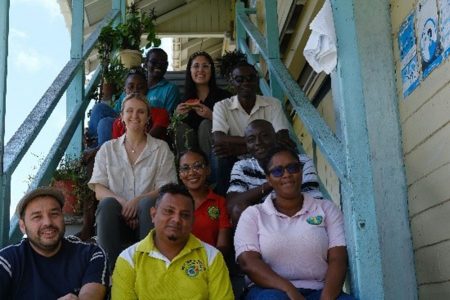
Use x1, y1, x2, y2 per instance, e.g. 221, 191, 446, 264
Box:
292, 91, 340, 205
391, 0, 450, 298
155, 0, 232, 36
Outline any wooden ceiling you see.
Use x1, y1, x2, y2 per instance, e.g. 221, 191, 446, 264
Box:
58, 0, 235, 72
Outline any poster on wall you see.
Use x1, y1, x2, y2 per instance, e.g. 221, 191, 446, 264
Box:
398, 12, 420, 97
438, 0, 450, 58
416, 0, 443, 77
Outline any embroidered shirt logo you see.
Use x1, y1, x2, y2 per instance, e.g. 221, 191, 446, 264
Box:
307, 215, 323, 225
181, 259, 206, 277
207, 206, 220, 220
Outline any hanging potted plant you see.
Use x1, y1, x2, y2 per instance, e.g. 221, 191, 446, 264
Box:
101, 56, 126, 101
116, 4, 161, 68
97, 22, 122, 100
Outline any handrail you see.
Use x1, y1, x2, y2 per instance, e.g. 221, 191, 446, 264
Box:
9, 67, 102, 242
235, 3, 347, 184
3, 9, 119, 177
5, 9, 120, 244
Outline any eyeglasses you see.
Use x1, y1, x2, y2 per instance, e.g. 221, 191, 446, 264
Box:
268, 162, 302, 177
191, 63, 211, 70
179, 162, 206, 174
232, 74, 258, 84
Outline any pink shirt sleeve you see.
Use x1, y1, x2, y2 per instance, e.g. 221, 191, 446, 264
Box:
323, 201, 346, 249
234, 206, 261, 260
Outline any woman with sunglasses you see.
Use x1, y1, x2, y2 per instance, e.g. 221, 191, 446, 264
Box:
234, 144, 353, 300
174, 51, 232, 155
178, 149, 232, 256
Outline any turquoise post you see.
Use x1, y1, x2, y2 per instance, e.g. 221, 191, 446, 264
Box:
66, 0, 85, 158
263, 0, 283, 104
113, 0, 125, 24
0, 0, 10, 247
331, 0, 417, 298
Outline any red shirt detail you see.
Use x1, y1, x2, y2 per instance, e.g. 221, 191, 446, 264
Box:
111, 107, 170, 139
192, 189, 232, 246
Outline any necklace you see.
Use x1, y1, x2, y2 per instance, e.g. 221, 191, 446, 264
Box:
125, 137, 142, 154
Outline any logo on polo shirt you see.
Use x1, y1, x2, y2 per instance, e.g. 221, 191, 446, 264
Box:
307, 215, 323, 225
181, 259, 206, 277
207, 205, 220, 220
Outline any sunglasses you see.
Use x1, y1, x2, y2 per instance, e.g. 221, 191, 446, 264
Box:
232, 74, 258, 84
179, 162, 206, 174
268, 162, 302, 178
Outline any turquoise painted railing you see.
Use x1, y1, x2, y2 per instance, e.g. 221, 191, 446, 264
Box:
0, 3, 122, 245
235, 1, 417, 299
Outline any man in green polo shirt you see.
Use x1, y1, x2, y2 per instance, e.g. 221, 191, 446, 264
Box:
111, 183, 234, 300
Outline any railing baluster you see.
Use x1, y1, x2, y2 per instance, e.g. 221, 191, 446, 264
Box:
0, 0, 11, 247
4, 9, 119, 244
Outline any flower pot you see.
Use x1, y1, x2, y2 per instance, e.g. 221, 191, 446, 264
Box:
119, 49, 142, 68
52, 180, 80, 215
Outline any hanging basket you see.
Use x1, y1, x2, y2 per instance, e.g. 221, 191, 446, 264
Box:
119, 49, 143, 68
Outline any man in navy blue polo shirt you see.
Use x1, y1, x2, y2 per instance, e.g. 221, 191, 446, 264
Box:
0, 187, 109, 300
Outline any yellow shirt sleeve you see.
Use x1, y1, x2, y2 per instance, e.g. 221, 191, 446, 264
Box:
207, 251, 234, 300
111, 256, 138, 300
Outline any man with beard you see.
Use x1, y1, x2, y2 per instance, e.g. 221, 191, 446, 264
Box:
111, 183, 233, 300
0, 187, 108, 299
227, 120, 323, 225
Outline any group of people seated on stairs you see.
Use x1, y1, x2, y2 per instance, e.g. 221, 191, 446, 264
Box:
0, 48, 354, 300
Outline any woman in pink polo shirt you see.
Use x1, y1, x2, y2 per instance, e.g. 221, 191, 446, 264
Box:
178, 149, 232, 255
234, 145, 354, 300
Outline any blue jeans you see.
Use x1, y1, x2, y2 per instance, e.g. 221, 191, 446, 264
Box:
87, 102, 118, 147
245, 286, 354, 300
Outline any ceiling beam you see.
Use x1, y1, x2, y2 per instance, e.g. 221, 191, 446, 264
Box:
153, 0, 205, 25
180, 42, 222, 66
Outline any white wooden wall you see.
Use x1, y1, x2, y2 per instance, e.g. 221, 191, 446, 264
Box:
391, 1, 450, 298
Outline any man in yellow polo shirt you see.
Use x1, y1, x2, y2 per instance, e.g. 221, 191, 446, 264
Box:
111, 183, 234, 300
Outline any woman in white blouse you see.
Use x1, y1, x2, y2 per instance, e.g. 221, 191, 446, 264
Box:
88, 93, 177, 271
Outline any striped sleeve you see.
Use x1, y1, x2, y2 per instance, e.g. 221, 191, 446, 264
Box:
227, 160, 249, 193
0, 257, 12, 298
299, 154, 323, 199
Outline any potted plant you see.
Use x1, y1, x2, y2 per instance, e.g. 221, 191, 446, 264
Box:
101, 56, 126, 101
115, 4, 161, 68
97, 23, 126, 101
51, 156, 92, 215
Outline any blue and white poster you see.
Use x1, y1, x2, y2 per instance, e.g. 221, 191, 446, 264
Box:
398, 12, 420, 97
438, 0, 450, 58
416, 0, 443, 77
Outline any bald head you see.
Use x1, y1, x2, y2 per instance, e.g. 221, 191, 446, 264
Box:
244, 119, 277, 160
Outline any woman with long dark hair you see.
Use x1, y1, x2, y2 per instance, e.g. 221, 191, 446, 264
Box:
174, 51, 231, 155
